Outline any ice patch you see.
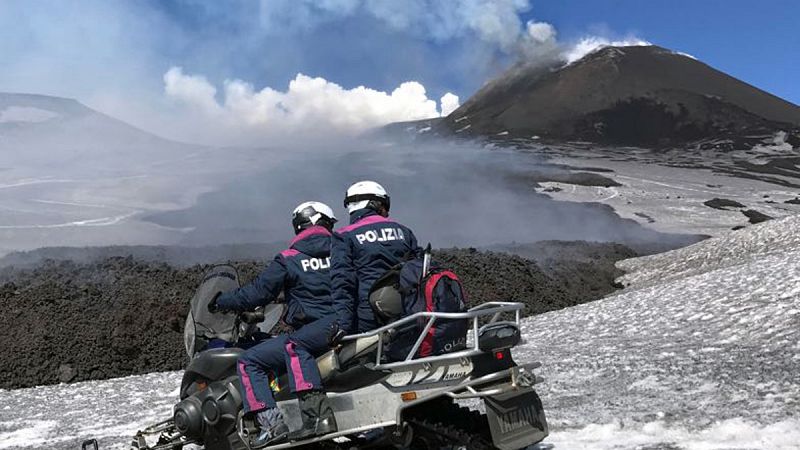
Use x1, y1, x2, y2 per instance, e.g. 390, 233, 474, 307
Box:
0, 372, 182, 449
0, 420, 64, 449
543, 418, 800, 450
0, 210, 139, 229
0, 107, 60, 123
674, 51, 698, 60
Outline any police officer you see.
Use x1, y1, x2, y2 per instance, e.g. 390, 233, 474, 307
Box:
210, 201, 336, 447
282, 181, 420, 441
332, 180, 420, 333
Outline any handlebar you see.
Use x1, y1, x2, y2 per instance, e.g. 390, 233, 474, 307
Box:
240, 310, 265, 324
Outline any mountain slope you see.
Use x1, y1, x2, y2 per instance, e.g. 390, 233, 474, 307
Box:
515, 214, 800, 447
0, 93, 195, 167
439, 45, 800, 147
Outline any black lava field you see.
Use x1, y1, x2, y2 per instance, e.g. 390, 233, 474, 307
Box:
0, 242, 632, 389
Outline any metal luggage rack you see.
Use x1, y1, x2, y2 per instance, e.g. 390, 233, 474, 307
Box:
341, 301, 523, 370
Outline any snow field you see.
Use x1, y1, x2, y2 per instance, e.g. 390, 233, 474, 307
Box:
2, 215, 799, 449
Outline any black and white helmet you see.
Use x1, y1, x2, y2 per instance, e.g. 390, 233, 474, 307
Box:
343, 180, 390, 214
291, 201, 337, 234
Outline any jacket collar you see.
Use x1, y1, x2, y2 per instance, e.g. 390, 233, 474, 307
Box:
349, 208, 379, 224
289, 225, 331, 248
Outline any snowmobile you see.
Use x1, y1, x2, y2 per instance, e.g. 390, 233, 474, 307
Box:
128, 264, 548, 450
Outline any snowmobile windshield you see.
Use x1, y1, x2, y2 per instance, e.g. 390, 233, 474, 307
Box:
185, 265, 241, 357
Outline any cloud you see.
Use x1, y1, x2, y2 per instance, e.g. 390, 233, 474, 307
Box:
440, 92, 461, 116
0, 1, 654, 145
563, 36, 652, 64
157, 5, 656, 144
256, 0, 532, 50
163, 68, 221, 115
525, 21, 557, 44
163, 67, 459, 141
165, 4, 654, 146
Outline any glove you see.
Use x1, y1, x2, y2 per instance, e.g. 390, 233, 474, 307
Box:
327, 320, 347, 347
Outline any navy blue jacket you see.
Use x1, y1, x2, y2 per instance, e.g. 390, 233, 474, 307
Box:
331, 209, 419, 333
216, 226, 334, 329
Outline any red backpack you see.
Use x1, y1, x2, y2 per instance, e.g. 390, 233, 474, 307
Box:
369, 248, 469, 360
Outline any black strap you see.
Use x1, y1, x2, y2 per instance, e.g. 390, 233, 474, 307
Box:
343, 193, 390, 208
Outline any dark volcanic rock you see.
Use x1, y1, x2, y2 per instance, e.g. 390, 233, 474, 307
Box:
486, 241, 637, 302
57, 364, 77, 383
742, 209, 774, 224
435, 248, 569, 315
785, 198, 800, 205
0, 243, 284, 269
506, 168, 622, 188
0, 257, 263, 390
438, 45, 800, 147
531, 170, 621, 187
634, 212, 656, 223
0, 242, 637, 389
704, 198, 746, 210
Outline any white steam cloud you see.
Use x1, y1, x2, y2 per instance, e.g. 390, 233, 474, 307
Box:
158, 3, 652, 142
164, 68, 459, 138
257, 0, 532, 51
0, 0, 653, 145
253, 1, 650, 66
440, 92, 461, 116
526, 21, 557, 44
564, 36, 652, 64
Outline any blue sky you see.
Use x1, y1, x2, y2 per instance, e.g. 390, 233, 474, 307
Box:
0, 0, 797, 143
140, 0, 800, 104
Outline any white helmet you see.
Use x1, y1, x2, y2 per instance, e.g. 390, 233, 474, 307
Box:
291, 201, 337, 234
344, 180, 390, 214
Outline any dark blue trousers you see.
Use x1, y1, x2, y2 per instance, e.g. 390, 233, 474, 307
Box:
237, 316, 336, 413
284, 315, 336, 393
237, 334, 289, 413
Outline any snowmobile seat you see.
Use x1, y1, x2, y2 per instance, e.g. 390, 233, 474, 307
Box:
317, 335, 380, 382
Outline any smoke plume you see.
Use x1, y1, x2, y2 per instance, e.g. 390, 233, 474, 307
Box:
163, 68, 459, 142
0, 0, 676, 259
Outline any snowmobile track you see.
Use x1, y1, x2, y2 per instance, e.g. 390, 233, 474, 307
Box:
406, 399, 494, 450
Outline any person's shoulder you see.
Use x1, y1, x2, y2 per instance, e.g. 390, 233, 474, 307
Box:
393, 220, 415, 233
335, 215, 386, 234
277, 248, 300, 259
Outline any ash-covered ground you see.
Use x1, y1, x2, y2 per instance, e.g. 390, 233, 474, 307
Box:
0, 242, 632, 390
513, 141, 800, 237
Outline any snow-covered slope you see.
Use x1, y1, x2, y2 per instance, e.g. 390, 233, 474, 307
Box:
0, 372, 181, 450
1, 217, 799, 449
517, 214, 800, 448
618, 214, 800, 288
